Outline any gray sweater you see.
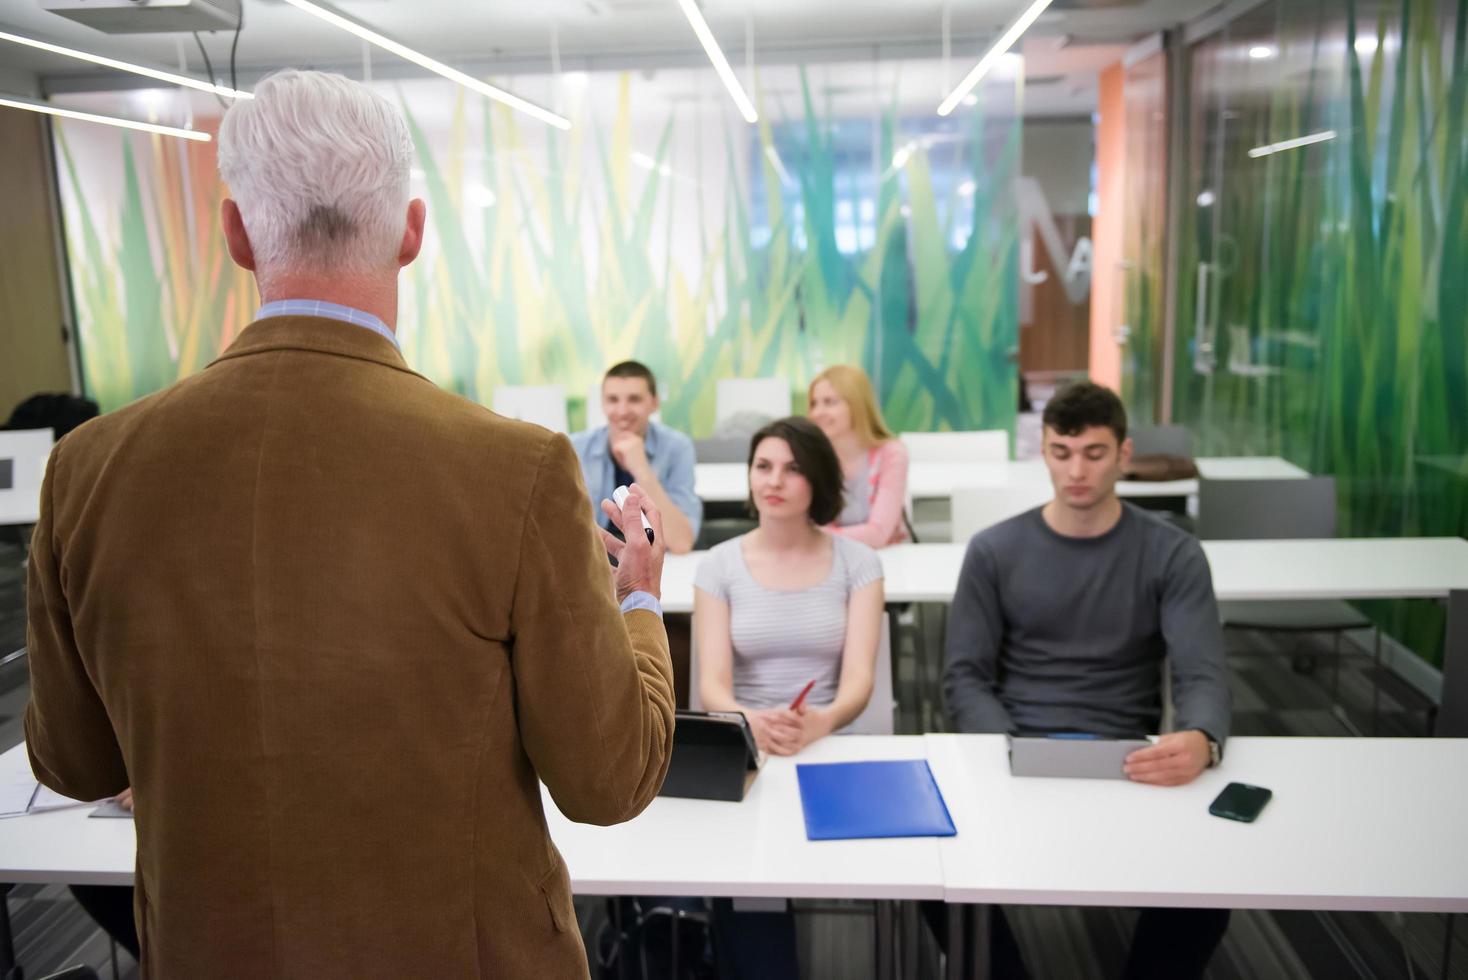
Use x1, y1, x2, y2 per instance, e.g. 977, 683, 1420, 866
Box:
942, 503, 1231, 745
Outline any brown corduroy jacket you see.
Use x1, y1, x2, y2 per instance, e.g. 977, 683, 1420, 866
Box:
24, 316, 676, 979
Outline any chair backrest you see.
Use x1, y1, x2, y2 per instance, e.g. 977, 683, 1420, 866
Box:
688, 616, 894, 737
842, 617, 895, 736
899, 430, 1009, 464
950, 483, 1054, 542
0, 429, 54, 525
1129, 424, 1192, 458
492, 385, 568, 433
1196, 476, 1338, 540
584, 384, 605, 431
694, 436, 749, 464
715, 378, 791, 425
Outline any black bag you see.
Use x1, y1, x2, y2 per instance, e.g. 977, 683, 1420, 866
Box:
1122, 452, 1200, 482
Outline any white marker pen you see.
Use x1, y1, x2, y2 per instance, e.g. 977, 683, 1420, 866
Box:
612, 485, 656, 544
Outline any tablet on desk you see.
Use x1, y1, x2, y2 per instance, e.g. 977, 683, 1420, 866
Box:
1007, 732, 1153, 779
658, 710, 763, 802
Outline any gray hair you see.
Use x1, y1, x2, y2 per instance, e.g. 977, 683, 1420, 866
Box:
218, 70, 413, 274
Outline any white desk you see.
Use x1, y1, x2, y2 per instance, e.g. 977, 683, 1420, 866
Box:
545, 735, 943, 900
0, 737, 944, 901
0, 745, 132, 885
693, 457, 1310, 504
662, 537, 1468, 734
6, 735, 1465, 915
927, 733, 1468, 913
659, 537, 1468, 613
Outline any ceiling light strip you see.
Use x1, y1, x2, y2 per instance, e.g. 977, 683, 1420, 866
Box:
937, 0, 1055, 116
1247, 130, 1336, 158
0, 94, 210, 141
674, 0, 758, 124
277, 0, 570, 130
0, 29, 251, 100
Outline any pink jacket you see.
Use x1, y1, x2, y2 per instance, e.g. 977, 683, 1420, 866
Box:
825, 439, 910, 548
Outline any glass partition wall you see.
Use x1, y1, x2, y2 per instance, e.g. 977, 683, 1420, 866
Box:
1120, 0, 1467, 671
53, 56, 1023, 438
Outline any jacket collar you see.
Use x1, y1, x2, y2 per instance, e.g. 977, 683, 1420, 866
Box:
209, 316, 417, 376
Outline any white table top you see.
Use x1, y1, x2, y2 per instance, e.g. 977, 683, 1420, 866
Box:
926, 734, 1468, 912
545, 735, 944, 900
693, 457, 1310, 504
659, 537, 1468, 613
0, 745, 133, 886
0, 737, 946, 900
6, 736, 1465, 913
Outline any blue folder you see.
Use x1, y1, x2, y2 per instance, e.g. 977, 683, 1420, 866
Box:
796, 759, 957, 841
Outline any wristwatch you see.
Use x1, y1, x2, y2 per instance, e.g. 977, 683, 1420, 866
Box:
1206, 736, 1222, 769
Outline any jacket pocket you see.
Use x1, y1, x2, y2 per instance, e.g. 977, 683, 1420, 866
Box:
537, 855, 573, 933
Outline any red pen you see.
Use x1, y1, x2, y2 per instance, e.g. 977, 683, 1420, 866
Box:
789, 679, 817, 711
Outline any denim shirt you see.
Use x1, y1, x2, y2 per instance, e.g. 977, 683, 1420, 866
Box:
570, 421, 703, 541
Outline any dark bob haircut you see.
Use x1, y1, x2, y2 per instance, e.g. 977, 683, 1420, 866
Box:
1041, 381, 1128, 445
603, 360, 658, 398
746, 416, 845, 526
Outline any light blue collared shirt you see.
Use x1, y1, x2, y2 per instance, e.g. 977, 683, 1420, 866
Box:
570, 421, 703, 541
620, 592, 663, 619
257, 299, 399, 350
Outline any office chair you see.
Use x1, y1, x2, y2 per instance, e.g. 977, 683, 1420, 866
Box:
1197, 476, 1383, 733
1129, 424, 1193, 458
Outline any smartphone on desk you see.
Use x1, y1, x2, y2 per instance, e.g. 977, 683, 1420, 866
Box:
1209, 782, 1272, 823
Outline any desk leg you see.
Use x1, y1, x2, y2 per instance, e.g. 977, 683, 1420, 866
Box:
875, 900, 894, 980
901, 901, 920, 979
945, 903, 965, 980
965, 903, 991, 980
945, 903, 991, 980
0, 883, 20, 980
1437, 590, 1468, 737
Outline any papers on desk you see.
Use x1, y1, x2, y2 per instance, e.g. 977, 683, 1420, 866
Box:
0, 753, 96, 818
0, 781, 96, 818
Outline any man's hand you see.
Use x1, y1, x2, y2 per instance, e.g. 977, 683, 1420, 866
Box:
1124, 730, 1211, 786
599, 483, 665, 602
747, 708, 804, 756
115, 787, 134, 812
609, 430, 649, 476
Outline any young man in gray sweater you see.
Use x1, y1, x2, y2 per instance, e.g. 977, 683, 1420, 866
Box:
942, 381, 1231, 980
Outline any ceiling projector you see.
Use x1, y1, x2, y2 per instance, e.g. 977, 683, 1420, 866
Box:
40, 0, 242, 34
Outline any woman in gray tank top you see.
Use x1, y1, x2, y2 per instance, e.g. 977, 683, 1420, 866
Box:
693, 417, 885, 757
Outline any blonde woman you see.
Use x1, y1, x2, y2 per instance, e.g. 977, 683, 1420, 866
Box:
807, 365, 910, 548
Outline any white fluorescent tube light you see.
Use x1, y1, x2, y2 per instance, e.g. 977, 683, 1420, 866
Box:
937, 0, 1055, 116
1247, 130, 1336, 158
674, 0, 758, 124
0, 94, 210, 141
277, 0, 570, 130
0, 30, 251, 100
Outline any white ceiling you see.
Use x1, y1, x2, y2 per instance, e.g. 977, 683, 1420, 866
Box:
0, 0, 1224, 115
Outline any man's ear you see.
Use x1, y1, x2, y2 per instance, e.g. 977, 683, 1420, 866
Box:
1119, 436, 1135, 468
399, 198, 426, 267
220, 199, 256, 271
